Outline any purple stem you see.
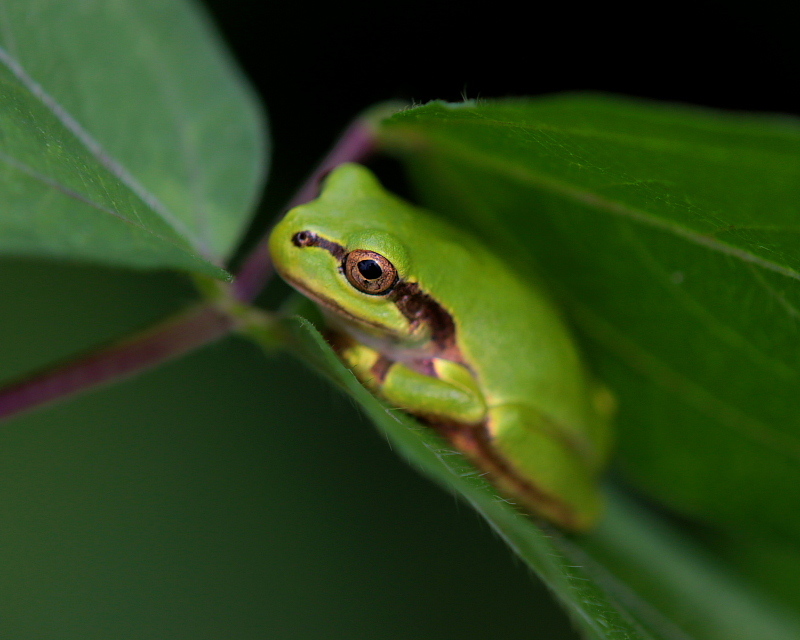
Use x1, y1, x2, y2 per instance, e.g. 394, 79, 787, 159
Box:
232, 116, 379, 302
0, 111, 384, 423
0, 303, 233, 422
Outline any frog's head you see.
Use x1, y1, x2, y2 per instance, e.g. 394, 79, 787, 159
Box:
268, 164, 427, 343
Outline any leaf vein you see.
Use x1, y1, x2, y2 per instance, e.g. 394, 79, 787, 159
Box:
0, 43, 210, 258
0, 151, 195, 250
422, 113, 800, 165
569, 299, 800, 460
620, 221, 800, 383
430, 137, 800, 282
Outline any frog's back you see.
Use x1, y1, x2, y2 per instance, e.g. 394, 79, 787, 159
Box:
417, 233, 579, 388
311, 164, 605, 453
404, 216, 604, 451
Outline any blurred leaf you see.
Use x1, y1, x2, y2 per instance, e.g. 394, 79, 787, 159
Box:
377, 95, 800, 543
699, 529, 800, 614
265, 317, 800, 640
0, 260, 578, 640
0, 0, 266, 276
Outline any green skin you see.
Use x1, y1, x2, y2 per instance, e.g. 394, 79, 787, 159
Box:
269, 163, 613, 531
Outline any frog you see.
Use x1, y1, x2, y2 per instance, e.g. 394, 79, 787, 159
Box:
268, 162, 613, 531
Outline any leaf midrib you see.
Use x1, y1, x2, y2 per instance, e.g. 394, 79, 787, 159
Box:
419, 111, 800, 166
120, 1, 213, 258
406, 131, 800, 282
0, 42, 214, 262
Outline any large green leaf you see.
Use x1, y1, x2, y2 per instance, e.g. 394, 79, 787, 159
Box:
268, 317, 800, 640
377, 95, 800, 543
0, 0, 266, 276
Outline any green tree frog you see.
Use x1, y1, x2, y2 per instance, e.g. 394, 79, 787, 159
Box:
269, 163, 613, 531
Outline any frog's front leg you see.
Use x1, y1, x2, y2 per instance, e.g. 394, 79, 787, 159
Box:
338, 337, 601, 530
336, 339, 487, 425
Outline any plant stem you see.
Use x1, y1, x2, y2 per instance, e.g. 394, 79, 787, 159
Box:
0, 103, 401, 422
232, 107, 389, 302
0, 303, 233, 421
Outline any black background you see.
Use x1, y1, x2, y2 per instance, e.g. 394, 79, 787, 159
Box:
203, 0, 798, 217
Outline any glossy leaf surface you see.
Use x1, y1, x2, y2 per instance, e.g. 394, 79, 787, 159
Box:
378, 96, 800, 543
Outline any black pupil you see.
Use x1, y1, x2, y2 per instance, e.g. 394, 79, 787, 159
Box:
357, 259, 383, 280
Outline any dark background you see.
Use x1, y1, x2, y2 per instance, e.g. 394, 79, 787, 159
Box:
203, 0, 799, 216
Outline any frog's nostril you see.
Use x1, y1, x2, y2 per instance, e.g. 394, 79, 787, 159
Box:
292, 230, 314, 247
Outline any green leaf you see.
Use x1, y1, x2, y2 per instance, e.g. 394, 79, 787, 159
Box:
269, 317, 800, 640
377, 95, 800, 544
0, 0, 266, 276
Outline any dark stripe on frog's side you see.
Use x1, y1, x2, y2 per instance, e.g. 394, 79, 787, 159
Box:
389, 282, 461, 363
433, 419, 581, 530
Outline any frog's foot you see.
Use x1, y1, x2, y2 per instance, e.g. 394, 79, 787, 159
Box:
473, 403, 603, 531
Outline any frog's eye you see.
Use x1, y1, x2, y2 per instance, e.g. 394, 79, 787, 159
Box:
344, 250, 398, 295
